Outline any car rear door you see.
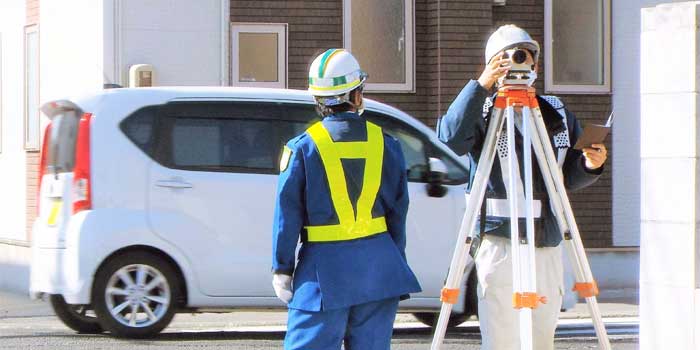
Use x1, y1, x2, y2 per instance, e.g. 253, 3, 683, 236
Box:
147, 101, 315, 297
34, 102, 85, 249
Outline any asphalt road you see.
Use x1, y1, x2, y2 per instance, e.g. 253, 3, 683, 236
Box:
0, 291, 639, 349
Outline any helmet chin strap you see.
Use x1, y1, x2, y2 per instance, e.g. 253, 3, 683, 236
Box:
345, 88, 365, 115
347, 99, 365, 116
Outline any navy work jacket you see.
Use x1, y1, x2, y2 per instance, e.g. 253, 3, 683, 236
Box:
272, 112, 421, 311
437, 80, 604, 247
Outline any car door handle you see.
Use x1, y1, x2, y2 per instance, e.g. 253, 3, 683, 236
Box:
155, 180, 193, 189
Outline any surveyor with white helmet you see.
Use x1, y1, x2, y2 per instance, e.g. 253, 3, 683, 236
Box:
437, 25, 608, 349
271, 48, 421, 350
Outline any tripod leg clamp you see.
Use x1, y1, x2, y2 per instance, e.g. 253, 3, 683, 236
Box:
572, 281, 599, 298
440, 288, 460, 304
512, 292, 548, 309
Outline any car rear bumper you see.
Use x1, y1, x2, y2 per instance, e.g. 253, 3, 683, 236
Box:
29, 245, 91, 304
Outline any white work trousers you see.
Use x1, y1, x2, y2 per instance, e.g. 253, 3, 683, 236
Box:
475, 235, 564, 350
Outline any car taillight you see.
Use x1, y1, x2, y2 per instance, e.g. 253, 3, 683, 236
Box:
37, 123, 53, 215
72, 113, 93, 214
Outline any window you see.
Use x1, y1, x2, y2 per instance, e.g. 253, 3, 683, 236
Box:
44, 111, 80, 174
544, 0, 611, 93
231, 23, 287, 88
24, 25, 40, 150
171, 118, 280, 169
120, 106, 158, 156
158, 102, 313, 174
343, 0, 414, 92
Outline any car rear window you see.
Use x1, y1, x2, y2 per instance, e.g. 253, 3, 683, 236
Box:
45, 112, 79, 174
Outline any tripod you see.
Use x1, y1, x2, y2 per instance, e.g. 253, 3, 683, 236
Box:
430, 84, 611, 350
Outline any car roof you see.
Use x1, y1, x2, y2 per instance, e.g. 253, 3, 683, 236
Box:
69, 86, 464, 166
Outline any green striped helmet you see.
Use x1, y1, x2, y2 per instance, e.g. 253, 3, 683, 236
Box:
308, 49, 367, 102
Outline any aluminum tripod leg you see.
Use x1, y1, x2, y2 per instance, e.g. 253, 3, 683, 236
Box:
509, 105, 539, 350
525, 106, 612, 350
429, 106, 506, 350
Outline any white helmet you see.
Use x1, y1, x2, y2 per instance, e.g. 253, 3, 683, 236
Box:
308, 49, 367, 106
484, 24, 540, 64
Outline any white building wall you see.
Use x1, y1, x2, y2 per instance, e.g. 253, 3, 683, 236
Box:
640, 2, 700, 348
40, 0, 105, 105
0, 0, 28, 242
612, 0, 679, 246
114, 0, 229, 87
612, 0, 688, 246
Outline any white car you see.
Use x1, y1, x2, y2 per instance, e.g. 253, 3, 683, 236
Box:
30, 87, 477, 338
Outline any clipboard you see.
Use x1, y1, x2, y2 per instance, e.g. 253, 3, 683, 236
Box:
573, 111, 614, 150
573, 124, 610, 150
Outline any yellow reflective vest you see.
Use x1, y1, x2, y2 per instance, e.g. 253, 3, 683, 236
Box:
304, 121, 387, 242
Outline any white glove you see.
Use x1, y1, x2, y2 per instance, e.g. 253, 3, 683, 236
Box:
272, 273, 293, 304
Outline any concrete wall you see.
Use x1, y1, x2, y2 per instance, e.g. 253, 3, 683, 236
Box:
0, 1, 28, 243
640, 2, 700, 348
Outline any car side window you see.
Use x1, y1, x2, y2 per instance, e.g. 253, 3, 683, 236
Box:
171, 117, 277, 169
158, 101, 315, 174
364, 112, 429, 182
120, 105, 158, 157
429, 146, 470, 184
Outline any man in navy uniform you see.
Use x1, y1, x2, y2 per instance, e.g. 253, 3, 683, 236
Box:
271, 49, 422, 350
437, 25, 608, 349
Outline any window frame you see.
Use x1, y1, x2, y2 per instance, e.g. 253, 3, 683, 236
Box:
230, 23, 288, 89
24, 24, 40, 151
343, 0, 415, 93
544, 0, 611, 94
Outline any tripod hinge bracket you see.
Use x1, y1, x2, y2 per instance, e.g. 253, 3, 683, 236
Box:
572, 281, 599, 298
512, 292, 547, 309
440, 288, 460, 304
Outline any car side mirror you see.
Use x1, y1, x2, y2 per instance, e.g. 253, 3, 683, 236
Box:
426, 157, 448, 198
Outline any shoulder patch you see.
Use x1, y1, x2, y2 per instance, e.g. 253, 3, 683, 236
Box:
279, 146, 293, 172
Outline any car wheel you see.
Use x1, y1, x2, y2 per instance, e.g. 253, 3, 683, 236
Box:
92, 251, 180, 338
49, 294, 103, 334
413, 271, 479, 328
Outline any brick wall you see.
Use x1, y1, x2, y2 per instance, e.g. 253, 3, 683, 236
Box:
230, 0, 613, 248
25, 0, 39, 241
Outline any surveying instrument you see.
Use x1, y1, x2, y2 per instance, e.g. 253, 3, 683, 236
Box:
430, 48, 611, 350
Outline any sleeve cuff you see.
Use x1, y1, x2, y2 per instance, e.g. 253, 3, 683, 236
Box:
581, 157, 604, 175
272, 268, 294, 276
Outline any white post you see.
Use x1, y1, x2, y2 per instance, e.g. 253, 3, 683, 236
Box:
640, 2, 700, 349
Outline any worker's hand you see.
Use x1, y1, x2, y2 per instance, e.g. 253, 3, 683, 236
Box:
478, 53, 511, 91
582, 143, 607, 170
272, 273, 293, 304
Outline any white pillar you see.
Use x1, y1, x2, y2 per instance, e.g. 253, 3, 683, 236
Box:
640, 2, 700, 349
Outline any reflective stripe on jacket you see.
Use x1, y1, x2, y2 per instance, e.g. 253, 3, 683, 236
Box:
304, 121, 387, 242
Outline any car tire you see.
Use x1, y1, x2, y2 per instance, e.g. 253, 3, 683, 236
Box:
49, 294, 103, 334
92, 251, 180, 338
413, 271, 479, 328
